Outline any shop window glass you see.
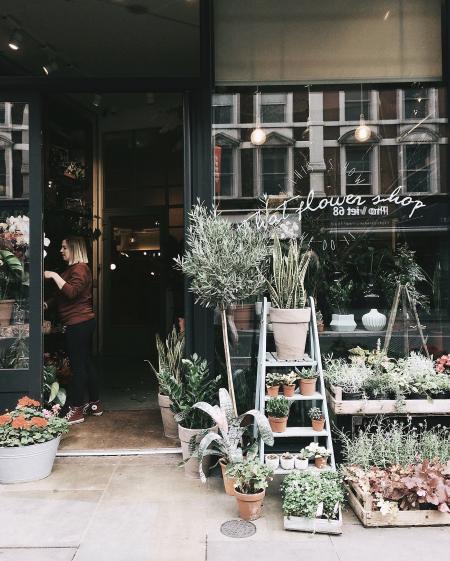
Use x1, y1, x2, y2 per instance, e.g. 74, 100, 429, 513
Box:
345, 146, 372, 195
405, 145, 431, 193
241, 149, 254, 197
323, 91, 339, 121
213, 95, 234, 124
0, 103, 5, 124
380, 146, 398, 193
215, 147, 234, 197
0, 150, 6, 196
379, 90, 397, 120
261, 94, 286, 123
404, 88, 429, 119
240, 94, 254, 124
261, 148, 287, 195
345, 90, 370, 121
293, 91, 309, 122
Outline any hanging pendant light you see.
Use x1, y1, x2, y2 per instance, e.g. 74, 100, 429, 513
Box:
251, 89, 266, 145
354, 84, 371, 142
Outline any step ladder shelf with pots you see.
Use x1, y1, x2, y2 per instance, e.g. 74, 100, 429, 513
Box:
255, 297, 336, 475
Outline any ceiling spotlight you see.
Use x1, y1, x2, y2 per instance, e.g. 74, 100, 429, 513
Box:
355, 114, 371, 142
110, 263, 117, 271
42, 61, 58, 75
92, 94, 102, 108
8, 30, 23, 51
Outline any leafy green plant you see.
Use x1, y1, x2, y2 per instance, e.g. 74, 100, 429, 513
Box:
0, 331, 29, 369
266, 235, 313, 309
174, 204, 270, 414
147, 326, 185, 395
43, 363, 66, 408
296, 367, 318, 380
0, 249, 24, 300
266, 396, 291, 418
327, 278, 354, 313
226, 457, 273, 494
297, 447, 312, 460
308, 407, 323, 420
281, 371, 297, 385
304, 442, 331, 458
266, 372, 282, 387
281, 471, 344, 520
191, 388, 274, 481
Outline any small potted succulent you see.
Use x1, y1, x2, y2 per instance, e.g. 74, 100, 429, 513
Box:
280, 451, 295, 470
265, 453, 279, 470
305, 442, 331, 469
281, 371, 297, 397
226, 457, 273, 521
266, 372, 282, 397
316, 310, 325, 332
308, 407, 325, 432
295, 448, 311, 470
296, 368, 319, 396
266, 396, 291, 433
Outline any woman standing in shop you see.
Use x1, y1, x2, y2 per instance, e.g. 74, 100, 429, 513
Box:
44, 236, 102, 425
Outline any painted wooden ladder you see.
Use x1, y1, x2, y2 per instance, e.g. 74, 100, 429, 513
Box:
255, 296, 336, 474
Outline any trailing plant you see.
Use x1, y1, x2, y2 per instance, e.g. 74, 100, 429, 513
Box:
174, 203, 270, 415
281, 471, 344, 520
146, 326, 185, 395
327, 278, 354, 314
296, 367, 318, 380
266, 396, 291, 418
308, 407, 324, 420
266, 234, 314, 309
191, 388, 274, 481
226, 457, 273, 494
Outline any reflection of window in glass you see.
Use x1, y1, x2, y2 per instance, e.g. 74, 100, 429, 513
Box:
215, 146, 234, 197
405, 144, 431, 192
0, 103, 5, 124
0, 149, 6, 196
345, 146, 372, 195
212, 94, 234, 124
404, 88, 429, 119
261, 93, 286, 123
261, 148, 287, 195
345, 90, 370, 121
241, 149, 254, 197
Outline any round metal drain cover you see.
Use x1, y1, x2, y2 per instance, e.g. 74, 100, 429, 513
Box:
220, 519, 256, 538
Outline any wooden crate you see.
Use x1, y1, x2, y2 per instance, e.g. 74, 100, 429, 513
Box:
327, 385, 450, 415
346, 479, 450, 527
284, 508, 342, 534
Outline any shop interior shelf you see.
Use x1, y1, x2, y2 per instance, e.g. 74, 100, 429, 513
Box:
264, 391, 323, 401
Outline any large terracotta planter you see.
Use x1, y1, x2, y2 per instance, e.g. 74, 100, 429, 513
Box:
300, 378, 317, 396
178, 424, 217, 479
268, 416, 288, 433
0, 436, 61, 484
0, 299, 14, 327
219, 458, 236, 496
269, 307, 311, 360
157, 393, 178, 439
234, 489, 266, 521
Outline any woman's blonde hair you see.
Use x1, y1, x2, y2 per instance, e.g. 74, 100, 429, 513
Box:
64, 236, 89, 264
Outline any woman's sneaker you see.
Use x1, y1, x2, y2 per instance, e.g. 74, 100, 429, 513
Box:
65, 406, 85, 425
83, 400, 103, 417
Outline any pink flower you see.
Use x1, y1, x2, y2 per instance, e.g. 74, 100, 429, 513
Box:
42, 409, 52, 418
52, 404, 61, 413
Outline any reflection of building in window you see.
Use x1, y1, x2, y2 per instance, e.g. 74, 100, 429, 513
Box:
212, 94, 234, 124
261, 147, 288, 195
404, 88, 429, 119
0, 102, 29, 198
345, 146, 373, 195
260, 93, 287, 123
345, 89, 370, 121
404, 144, 432, 193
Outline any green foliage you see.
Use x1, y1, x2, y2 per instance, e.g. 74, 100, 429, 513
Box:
147, 326, 185, 395
174, 204, 270, 310
0, 249, 24, 299
327, 278, 354, 313
43, 363, 66, 408
308, 407, 323, 420
296, 367, 318, 380
281, 471, 344, 520
280, 371, 297, 385
265, 372, 283, 387
166, 354, 221, 429
266, 396, 291, 418
226, 457, 273, 494
266, 235, 313, 309
192, 388, 274, 481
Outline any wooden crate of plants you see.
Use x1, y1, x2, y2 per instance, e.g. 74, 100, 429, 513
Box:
327, 385, 450, 415
345, 477, 450, 528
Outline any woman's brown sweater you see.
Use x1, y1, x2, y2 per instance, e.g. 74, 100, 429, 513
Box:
56, 262, 95, 326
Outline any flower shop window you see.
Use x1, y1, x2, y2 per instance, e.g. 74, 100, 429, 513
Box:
260, 93, 287, 124
212, 94, 235, 125
404, 144, 432, 193
261, 147, 288, 196
345, 146, 373, 196
404, 88, 430, 119
345, 90, 370, 122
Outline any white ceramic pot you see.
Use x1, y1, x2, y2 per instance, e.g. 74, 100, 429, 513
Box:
280, 455, 295, 470
265, 454, 280, 471
269, 307, 311, 360
0, 436, 61, 484
330, 313, 356, 332
294, 457, 309, 470
157, 393, 178, 439
362, 308, 387, 331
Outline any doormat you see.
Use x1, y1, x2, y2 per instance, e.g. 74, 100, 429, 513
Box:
220, 520, 256, 538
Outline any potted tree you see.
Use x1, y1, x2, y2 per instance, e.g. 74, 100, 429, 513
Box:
266, 396, 291, 433
296, 368, 319, 396
0, 396, 69, 483
328, 278, 356, 332
305, 442, 331, 469
0, 249, 24, 326
175, 204, 270, 415
281, 371, 297, 397
266, 372, 282, 397
191, 388, 274, 494
266, 235, 314, 360
226, 457, 273, 521
308, 407, 325, 432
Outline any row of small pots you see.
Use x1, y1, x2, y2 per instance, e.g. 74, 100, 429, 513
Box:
265, 453, 328, 471
266, 377, 317, 398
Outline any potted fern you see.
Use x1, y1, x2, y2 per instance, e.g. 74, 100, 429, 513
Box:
266, 235, 313, 360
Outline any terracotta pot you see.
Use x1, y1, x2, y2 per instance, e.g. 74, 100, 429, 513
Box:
269, 307, 311, 360
266, 385, 279, 397
300, 378, 317, 396
268, 416, 288, 433
0, 299, 14, 327
178, 424, 217, 478
233, 304, 255, 330
317, 321, 325, 333
157, 393, 178, 439
312, 417, 325, 432
283, 384, 295, 397
219, 458, 236, 496
315, 456, 328, 469
234, 489, 266, 521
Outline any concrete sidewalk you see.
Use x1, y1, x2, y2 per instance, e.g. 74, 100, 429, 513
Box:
0, 454, 449, 561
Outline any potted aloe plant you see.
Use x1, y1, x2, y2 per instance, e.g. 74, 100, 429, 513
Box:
308, 407, 325, 432
266, 235, 314, 360
281, 371, 297, 397
226, 456, 273, 521
266, 396, 291, 433
191, 388, 274, 494
296, 368, 319, 396
265, 372, 282, 397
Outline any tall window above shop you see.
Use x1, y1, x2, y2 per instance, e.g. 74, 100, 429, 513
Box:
404, 88, 429, 119
212, 94, 235, 124
260, 94, 287, 123
345, 146, 373, 195
261, 148, 288, 195
345, 90, 370, 121
404, 144, 432, 193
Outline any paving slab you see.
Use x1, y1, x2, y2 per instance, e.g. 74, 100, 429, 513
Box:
0, 549, 76, 561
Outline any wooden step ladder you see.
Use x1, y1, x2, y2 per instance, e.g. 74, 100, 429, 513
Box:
255, 297, 336, 474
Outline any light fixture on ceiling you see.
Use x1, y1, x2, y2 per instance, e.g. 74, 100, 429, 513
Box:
251, 88, 267, 146
92, 94, 102, 108
42, 60, 58, 75
354, 84, 371, 142
8, 30, 23, 51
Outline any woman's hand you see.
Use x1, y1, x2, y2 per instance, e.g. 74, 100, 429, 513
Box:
44, 270, 66, 290
44, 271, 55, 280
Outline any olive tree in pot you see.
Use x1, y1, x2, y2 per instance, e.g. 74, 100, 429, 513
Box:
266, 235, 314, 360
191, 388, 274, 495
266, 396, 291, 433
226, 457, 273, 521
147, 326, 184, 439
174, 204, 270, 415
164, 354, 221, 478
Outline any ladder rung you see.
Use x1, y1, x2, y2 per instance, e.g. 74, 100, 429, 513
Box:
272, 427, 329, 438
273, 465, 335, 475
264, 392, 323, 402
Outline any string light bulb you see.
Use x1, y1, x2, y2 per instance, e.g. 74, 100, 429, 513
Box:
355, 114, 371, 142
251, 88, 267, 145
8, 30, 23, 51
